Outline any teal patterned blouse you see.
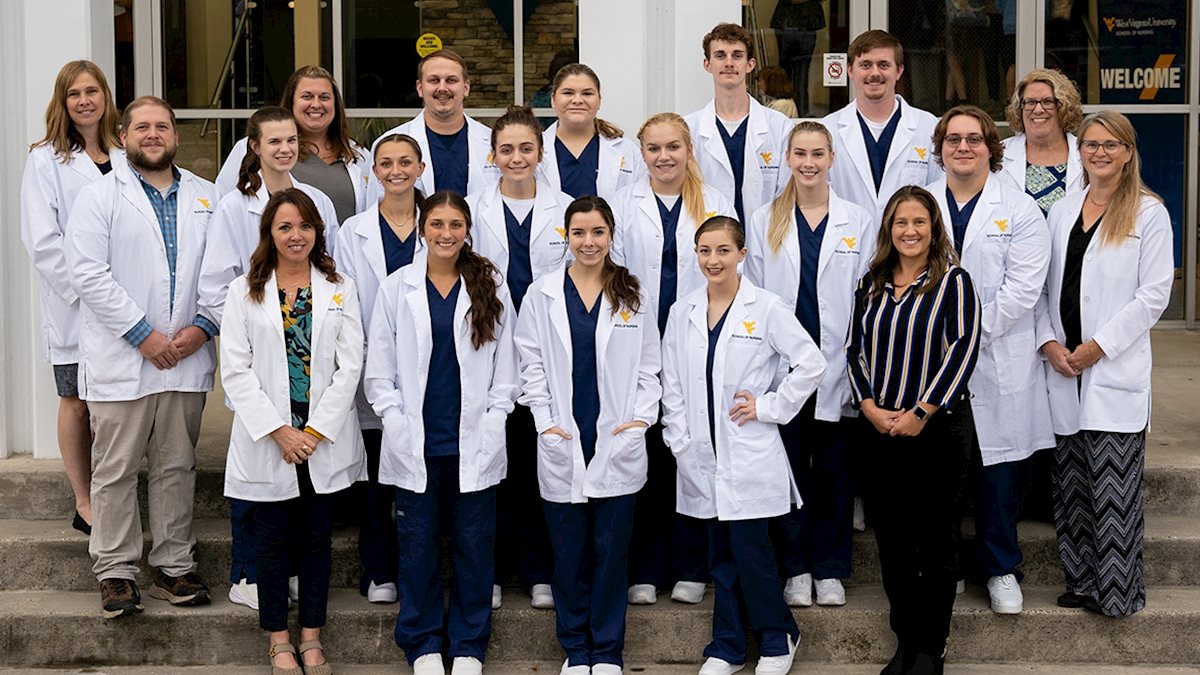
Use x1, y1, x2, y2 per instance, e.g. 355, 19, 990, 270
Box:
1025, 161, 1069, 216
280, 286, 313, 429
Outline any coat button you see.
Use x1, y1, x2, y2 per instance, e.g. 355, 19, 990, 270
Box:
1083, 296, 1091, 302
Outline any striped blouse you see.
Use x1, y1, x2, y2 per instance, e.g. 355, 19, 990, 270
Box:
846, 265, 981, 412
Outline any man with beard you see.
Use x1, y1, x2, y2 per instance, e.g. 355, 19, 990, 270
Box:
377, 49, 498, 197
822, 30, 943, 218
67, 96, 219, 619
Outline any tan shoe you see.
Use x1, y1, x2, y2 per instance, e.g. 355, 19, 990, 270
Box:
299, 639, 333, 675
268, 642, 303, 675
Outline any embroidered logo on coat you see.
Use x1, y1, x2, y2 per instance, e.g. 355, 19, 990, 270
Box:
914, 147, 928, 160
619, 309, 632, 323
555, 227, 567, 240
760, 152, 774, 165
995, 219, 1009, 233
197, 198, 211, 209
742, 320, 756, 335
705, 210, 718, 219
333, 293, 343, 306
841, 236, 857, 250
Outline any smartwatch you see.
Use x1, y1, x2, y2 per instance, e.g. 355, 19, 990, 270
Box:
912, 404, 932, 421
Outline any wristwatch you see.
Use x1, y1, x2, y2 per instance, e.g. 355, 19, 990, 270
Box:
912, 404, 932, 421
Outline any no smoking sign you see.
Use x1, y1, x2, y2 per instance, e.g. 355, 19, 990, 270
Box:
824, 53, 848, 87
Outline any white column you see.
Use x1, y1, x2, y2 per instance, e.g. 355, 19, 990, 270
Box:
580, 0, 740, 136
0, 0, 115, 458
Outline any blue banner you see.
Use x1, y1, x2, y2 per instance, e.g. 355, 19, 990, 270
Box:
1096, 1, 1187, 104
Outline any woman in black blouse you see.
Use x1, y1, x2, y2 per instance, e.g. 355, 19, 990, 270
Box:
846, 185, 981, 675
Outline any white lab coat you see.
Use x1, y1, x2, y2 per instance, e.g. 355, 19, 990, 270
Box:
364, 256, 519, 493
685, 96, 793, 219
380, 113, 500, 197
466, 179, 576, 281
197, 176, 340, 328
540, 122, 643, 202
931, 174, 1054, 464
743, 191, 876, 422
220, 270, 366, 501
515, 268, 662, 503
1035, 190, 1174, 435
661, 280, 825, 521
215, 137, 377, 217
65, 161, 218, 401
609, 181, 735, 324
822, 96, 943, 217
1000, 133, 1084, 200
334, 204, 427, 430
20, 145, 126, 365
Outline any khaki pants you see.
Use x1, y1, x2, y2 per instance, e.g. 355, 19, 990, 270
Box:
88, 391, 205, 581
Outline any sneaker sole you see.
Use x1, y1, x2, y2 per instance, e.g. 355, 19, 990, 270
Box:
785, 596, 812, 608
991, 602, 1023, 614
101, 603, 144, 619
227, 586, 258, 611
148, 584, 211, 606
816, 598, 846, 606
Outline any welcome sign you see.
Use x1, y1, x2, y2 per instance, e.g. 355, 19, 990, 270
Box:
1096, 0, 1187, 104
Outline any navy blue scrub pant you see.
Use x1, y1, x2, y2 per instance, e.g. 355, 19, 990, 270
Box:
628, 424, 710, 588
253, 462, 335, 632
357, 428, 399, 593
958, 403, 1024, 581
394, 456, 497, 664
544, 494, 637, 668
770, 399, 854, 580
229, 497, 256, 584
864, 409, 966, 656
495, 404, 553, 588
705, 517, 799, 664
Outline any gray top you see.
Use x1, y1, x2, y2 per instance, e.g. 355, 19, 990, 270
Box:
292, 154, 356, 225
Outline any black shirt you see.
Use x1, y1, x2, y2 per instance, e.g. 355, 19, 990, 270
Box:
1061, 212, 1100, 351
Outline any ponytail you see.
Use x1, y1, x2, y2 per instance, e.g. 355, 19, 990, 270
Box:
768, 121, 834, 253
237, 105, 297, 197
236, 151, 262, 196
638, 112, 708, 228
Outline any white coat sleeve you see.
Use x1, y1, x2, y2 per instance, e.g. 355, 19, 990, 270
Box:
219, 281, 289, 441
306, 279, 364, 443
20, 151, 78, 304
755, 299, 826, 425
659, 306, 690, 453
487, 287, 520, 419
743, 206, 768, 287
196, 197, 244, 329
856, 212, 880, 279
610, 200, 630, 268
65, 184, 149, 337
215, 139, 246, 201
364, 281, 404, 419
514, 293, 556, 432
979, 197, 1050, 347
633, 303, 664, 427
1090, 202, 1175, 359
314, 190, 341, 256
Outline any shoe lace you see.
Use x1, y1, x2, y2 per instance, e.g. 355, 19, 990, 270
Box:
998, 574, 1015, 590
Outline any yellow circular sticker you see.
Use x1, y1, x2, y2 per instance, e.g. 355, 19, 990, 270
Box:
416, 33, 444, 58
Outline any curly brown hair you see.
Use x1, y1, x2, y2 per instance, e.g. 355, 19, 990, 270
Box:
1005, 68, 1084, 135
246, 189, 340, 303
703, 23, 755, 60
565, 196, 642, 317
932, 105, 1004, 174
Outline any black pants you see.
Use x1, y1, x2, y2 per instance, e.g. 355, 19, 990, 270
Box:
357, 429, 399, 593
863, 409, 966, 655
253, 462, 335, 632
495, 404, 552, 588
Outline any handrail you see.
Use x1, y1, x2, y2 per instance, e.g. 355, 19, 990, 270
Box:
200, 1, 255, 137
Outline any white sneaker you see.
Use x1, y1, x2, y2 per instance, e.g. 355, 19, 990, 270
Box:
955, 579, 965, 595
814, 578, 846, 606
627, 583, 657, 605
671, 580, 706, 604
698, 656, 745, 675
783, 573, 812, 607
559, 659, 591, 675
367, 580, 398, 604
592, 664, 623, 675
852, 497, 866, 532
754, 635, 797, 675
451, 656, 483, 675
413, 652, 446, 675
492, 584, 502, 610
531, 583, 555, 609
227, 578, 259, 610
288, 575, 300, 603
987, 573, 1023, 614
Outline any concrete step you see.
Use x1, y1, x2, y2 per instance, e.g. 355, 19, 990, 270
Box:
1, 586, 1198, 667
1, 515, 1196, 593
2, 666, 1199, 674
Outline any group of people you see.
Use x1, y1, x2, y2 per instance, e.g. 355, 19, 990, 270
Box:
20, 19, 1172, 675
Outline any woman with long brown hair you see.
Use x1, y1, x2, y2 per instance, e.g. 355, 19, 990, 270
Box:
515, 196, 661, 675
364, 191, 518, 675
21, 59, 123, 535
221, 188, 366, 675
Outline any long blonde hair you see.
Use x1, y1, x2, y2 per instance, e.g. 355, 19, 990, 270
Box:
636, 113, 707, 228
1078, 111, 1162, 247
31, 60, 121, 160
767, 121, 833, 253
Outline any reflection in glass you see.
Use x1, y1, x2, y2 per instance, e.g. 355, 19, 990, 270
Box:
746, 1, 848, 118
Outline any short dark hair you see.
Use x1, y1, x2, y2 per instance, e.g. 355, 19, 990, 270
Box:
849, 30, 904, 68
121, 96, 176, 131
703, 23, 755, 61
932, 105, 1005, 173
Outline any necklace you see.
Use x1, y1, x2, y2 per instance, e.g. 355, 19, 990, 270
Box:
1087, 194, 1110, 208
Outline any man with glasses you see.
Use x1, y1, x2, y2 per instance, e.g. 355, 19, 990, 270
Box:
927, 105, 1053, 616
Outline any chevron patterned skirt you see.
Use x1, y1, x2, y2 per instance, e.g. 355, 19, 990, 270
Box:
1051, 430, 1147, 617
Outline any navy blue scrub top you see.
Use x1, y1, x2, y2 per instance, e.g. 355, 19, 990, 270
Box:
555, 135, 601, 199
423, 278, 463, 457
715, 117, 749, 223
427, 126, 470, 196
565, 273, 602, 465
946, 187, 983, 256
656, 195, 683, 335
857, 107, 902, 193
707, 304, 732, 450
795, 208, 827, 347
380, 212, 417, 275
503, 203, 535, 312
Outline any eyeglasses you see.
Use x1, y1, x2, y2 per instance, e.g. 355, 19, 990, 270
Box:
1021, 98, 1058, 111
943, 134, 985, 148
1079, 140, 1129, 154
